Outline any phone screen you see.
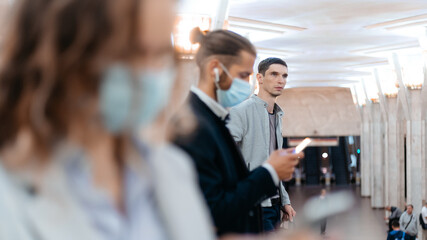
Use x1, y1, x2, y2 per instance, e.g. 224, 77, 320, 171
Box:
294, 138, 312, 153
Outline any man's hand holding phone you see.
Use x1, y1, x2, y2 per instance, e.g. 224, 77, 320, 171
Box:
267, 148, 304, 180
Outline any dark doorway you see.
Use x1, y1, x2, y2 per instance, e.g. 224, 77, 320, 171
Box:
284, 136, 356, 186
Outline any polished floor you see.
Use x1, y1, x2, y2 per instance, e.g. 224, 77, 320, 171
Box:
287, 185, 387, 240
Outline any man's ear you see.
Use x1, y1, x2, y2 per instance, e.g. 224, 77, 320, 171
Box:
256, 73, 263, 85
207, 59, 223, 79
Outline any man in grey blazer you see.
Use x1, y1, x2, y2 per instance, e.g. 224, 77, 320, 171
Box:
227, 57, 295, 232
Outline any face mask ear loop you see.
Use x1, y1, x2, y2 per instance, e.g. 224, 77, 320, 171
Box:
219, 62, 234, 81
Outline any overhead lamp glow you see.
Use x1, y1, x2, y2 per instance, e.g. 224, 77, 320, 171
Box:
173, 14, 211, 58
399, 53, 424, 90
377, 67, 398, 98
322, 153, 329, 159
362, 77, 379, 103
353, 83, 366, 106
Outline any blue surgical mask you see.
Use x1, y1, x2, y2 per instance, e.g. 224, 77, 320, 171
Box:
215, 63, 252, 108
100, 64, 174, 133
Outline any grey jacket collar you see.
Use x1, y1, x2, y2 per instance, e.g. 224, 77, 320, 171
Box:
251, 95, 284, 116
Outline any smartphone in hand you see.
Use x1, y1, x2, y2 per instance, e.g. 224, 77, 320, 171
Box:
294, 138, 312, 153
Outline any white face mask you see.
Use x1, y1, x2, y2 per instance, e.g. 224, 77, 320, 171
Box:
215, 63, 252, 108
100, 64, 175, 134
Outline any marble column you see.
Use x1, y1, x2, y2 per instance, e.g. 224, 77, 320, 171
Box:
397, 101, 407, 210
212, 0, 230, 29
391, 53, 412, 210
406, 90, 425, 225
384, 97, 405, 208
371, 102, 385, 208
361, 105, 372, 197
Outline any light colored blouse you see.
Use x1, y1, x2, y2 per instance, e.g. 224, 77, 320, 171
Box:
0, 142, 215, 240
64, 143, 167, 240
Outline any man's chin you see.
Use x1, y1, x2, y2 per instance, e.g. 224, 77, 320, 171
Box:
272, 92, 282, 97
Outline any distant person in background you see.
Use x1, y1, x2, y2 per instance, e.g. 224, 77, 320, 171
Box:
0, 0, 215, 239
319, 189, 327, 235
422, 202, 427, 226
421, 201, 427, 240
400, 204, 418, 240
386, 206, 403, 232
387, 220, 410, 240
227, 57, 295, 232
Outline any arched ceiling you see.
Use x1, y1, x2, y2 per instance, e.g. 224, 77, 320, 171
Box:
228, 0, 427, 88
2, 0, 426, 90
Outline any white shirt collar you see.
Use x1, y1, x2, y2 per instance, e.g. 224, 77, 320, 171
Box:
190, 86, 229, 120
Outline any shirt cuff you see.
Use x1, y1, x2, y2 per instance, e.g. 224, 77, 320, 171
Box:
262, 163, 279, 186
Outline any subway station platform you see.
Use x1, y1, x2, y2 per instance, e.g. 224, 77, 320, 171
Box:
288, 185, 387, 240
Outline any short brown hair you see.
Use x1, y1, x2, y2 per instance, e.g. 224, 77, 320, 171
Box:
190, 27, 256, 73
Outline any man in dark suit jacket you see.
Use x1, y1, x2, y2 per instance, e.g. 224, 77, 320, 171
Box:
176, 90, 274, 234
174, 29, 302, 236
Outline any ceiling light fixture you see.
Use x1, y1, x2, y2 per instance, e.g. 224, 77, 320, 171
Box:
377, 67, 399, 98
399, 53, 424, 90
227, 16, 307, 43
364, 13, 427, 29
228, 16, 307, 32
173, 14, 211, 59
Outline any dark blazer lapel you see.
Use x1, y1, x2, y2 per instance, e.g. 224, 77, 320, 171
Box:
189, 93, 249, 176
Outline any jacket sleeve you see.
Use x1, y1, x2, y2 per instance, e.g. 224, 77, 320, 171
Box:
390, 207, 398, 218
227, 107, 246, 144
413, 216, 418, 235
280, 182, 291, 206
174, 122, 277, 231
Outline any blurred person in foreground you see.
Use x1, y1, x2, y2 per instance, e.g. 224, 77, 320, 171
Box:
0, 0, 215, 239
174, 28, 304, 236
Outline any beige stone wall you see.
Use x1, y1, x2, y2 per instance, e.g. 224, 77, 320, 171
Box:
276, 87, 361, 137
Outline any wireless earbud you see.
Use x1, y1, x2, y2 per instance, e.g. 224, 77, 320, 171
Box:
214, 68, 220, 83
214, 68, 219, 75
